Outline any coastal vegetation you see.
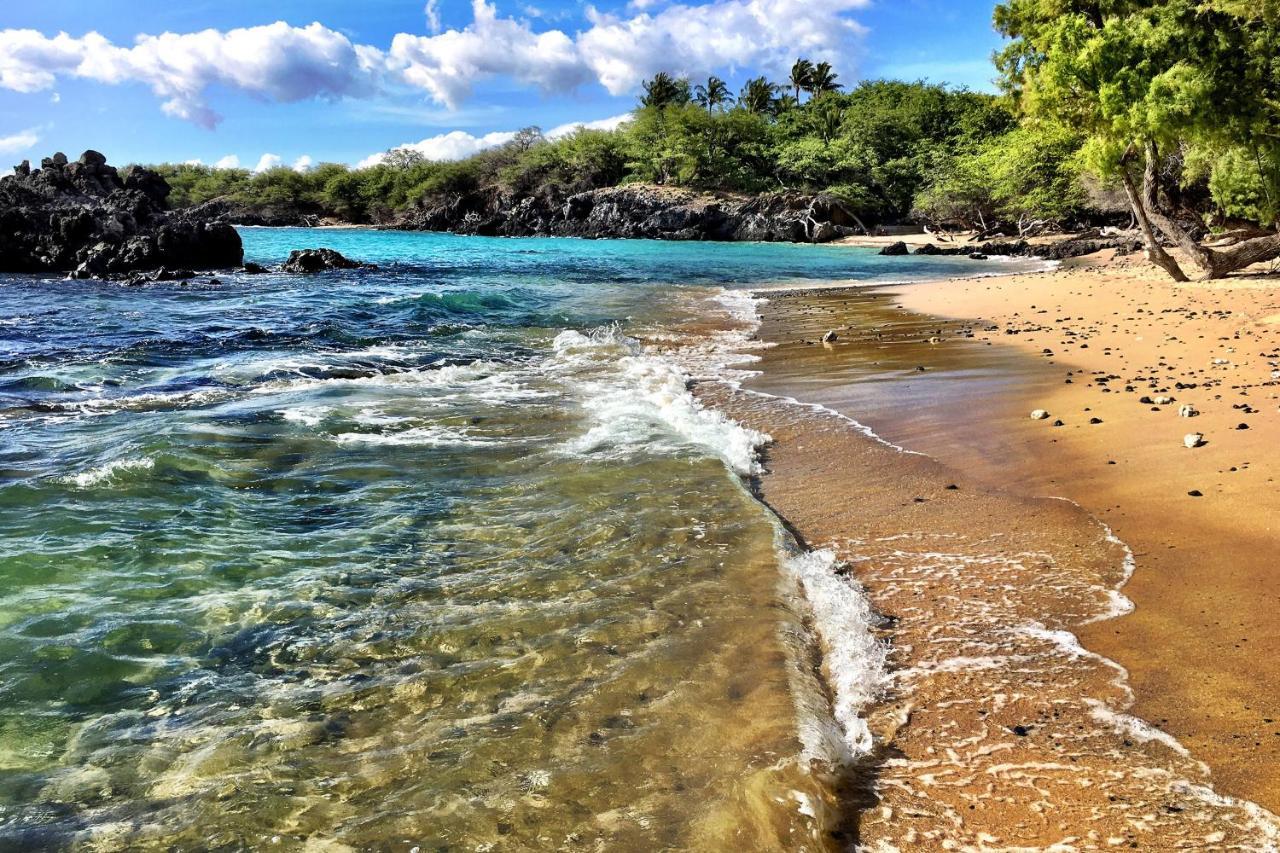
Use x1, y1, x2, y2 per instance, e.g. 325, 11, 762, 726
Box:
148, 0, 1280, 278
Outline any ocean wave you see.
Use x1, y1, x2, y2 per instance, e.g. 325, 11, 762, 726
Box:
60, 456, 155, 489
783, 549, 889, 761
552, 327, 770, 477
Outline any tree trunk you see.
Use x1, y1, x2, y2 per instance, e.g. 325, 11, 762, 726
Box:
1123, 141, 1280, 281
1118, 147, 1189, 281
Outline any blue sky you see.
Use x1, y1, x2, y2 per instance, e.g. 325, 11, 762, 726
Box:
0, 0, 1007, 168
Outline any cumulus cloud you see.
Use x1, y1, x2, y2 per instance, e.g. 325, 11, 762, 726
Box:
0, 128, 40, 156
354, 113, 633, 168
546, 112, 632, 138
214, 154, 241, 169
388, 0, 870, 106
388, 0, 589, 108
357, 129, 518, 168
253, 153, 283, 173
292, 154, 314, 171
0, 0, 871, 120
0, 23, 381, 128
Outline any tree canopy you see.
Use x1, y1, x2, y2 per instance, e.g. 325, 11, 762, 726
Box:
995, 0, 1280, 278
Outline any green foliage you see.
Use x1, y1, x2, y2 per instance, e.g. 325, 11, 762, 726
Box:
151, 72, 1084, 230
994, 0, 1280, 227
915, 123, 1087, 229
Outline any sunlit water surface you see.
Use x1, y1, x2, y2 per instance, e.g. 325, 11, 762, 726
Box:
0, 230, 1037, 850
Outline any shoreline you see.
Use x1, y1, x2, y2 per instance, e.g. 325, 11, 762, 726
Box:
707, 251, 1280, 843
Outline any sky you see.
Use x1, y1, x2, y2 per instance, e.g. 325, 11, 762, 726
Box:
0, 0, 1007, 169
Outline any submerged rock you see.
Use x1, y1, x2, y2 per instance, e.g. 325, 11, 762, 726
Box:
0, 150, 242, 275
282, 248, 377, 274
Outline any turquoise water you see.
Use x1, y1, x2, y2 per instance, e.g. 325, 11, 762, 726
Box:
0, 230, 1039, 850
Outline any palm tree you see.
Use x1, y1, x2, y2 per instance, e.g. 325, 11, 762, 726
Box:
808, 61, 842, 96
738, 76, 780, 114
640, 72, 692, 109
814, 99, 845, 142
693, 76, 734, 113
789, 59, 814, 102
774, 92, 799, 114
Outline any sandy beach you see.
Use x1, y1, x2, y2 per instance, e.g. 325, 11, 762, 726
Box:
707, 243, 1280, 844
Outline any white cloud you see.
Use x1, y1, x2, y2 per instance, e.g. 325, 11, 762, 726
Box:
0, 23, 381, 128
183, 158, 203, 165
424, 0, 443, 34
388, 0, 588, 109
214, 154, 241, 169
0, 128, 40, 156
355, 113, 633, 168
253, 153, 283, 173
357, 129, 518, 168
546, 112, 632, 138
292, 154, 314, 171
0, 0, 871, 120
388, 0, 870, 106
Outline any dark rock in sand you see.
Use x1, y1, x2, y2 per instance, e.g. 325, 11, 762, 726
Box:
282, 248, 377, 274
0, 149, 242, 276
879, 241, 910, 256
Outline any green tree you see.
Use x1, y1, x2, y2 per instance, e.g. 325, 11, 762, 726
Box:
693, 76, 734, 113
738, 77, 780, 115
789, 59, 814, 102
639, 72, 693, 109
808, 62, 842, 96
994, 0, 1280, 279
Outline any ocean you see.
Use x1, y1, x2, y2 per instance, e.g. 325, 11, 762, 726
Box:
0, 229, 1039, 850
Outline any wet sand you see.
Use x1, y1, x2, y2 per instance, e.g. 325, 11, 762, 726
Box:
707, 249, 1280, 844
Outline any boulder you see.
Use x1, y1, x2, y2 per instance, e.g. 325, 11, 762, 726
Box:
282, 248, 377, 273
1, 150, 241, 275
879, 241, 909, 256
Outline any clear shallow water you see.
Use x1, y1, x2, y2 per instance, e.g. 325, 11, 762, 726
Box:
0, 229, 1040, 850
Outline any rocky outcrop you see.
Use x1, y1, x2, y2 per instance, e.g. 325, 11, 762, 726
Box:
879, 241, 910, 256
0, 150, 242, 276
904, 234, 1143, 261
282, 248, 377, 273
400, 184, 864, 243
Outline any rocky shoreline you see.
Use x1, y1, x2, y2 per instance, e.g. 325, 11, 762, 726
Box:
0, 151, 242, 278
190, 183, 868, 243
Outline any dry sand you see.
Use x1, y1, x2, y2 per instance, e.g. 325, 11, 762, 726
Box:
710, 242, 1280, 843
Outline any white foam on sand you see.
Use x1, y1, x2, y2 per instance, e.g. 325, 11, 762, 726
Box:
783, 549, 889, 760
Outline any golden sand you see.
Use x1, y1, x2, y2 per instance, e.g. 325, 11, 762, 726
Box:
701, 245, 1280, 845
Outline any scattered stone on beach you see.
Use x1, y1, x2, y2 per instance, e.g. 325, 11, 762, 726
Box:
1030, 409, 1050, 420
1237, 423, 1250, 430
1184, 433, 1205, 449
1178, 404, 1198, 418
282, 248, 378, 274
879, 241, 910, 256
821, 330, 838, 343
1154, 395, 1175, 405
1188, 489, 1204, 497
1089, 417, 1103, 424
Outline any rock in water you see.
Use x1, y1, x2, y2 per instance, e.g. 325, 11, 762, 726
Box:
282, 248, 377, 274
1184, 433, 1204, 449
821, 330, 838, 343
0, 150, 242, 275
879, 241, 909, 256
